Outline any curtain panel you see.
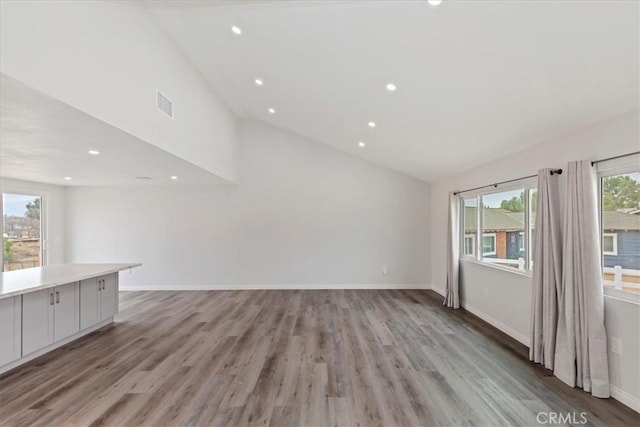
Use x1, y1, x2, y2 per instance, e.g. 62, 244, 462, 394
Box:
554, 160, 610, 398
444, 192, 460, 309
530, 169, 562, 369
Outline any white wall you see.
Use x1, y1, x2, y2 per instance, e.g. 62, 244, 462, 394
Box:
0, 0, 238, 183
430, 110, 640, 411
0, 178, 66, 266
65, 120, 431, 288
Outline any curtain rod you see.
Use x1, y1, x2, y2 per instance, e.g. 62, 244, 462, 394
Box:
591, 151, 640, 166
453, 169, 562, 196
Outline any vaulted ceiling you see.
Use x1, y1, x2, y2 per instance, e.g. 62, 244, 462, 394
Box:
147, 0, 639, 182
0, 74, 226, 186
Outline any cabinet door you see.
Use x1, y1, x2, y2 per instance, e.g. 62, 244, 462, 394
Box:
80, 278, 100, 330
54, 283, 79, 341
100, 274, 118, 321
0, 296, 22, 366
22, 289, 54, 356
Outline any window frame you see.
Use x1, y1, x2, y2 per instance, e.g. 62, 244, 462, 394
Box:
518, 231, 525, 253
602, 233, 618, 256
482, 233, 497, 256
596, 155, 640, 303
461, 197, 480, 260
459, 177, 536, 274
463, 234, 476, 257
1, 189, 49, 271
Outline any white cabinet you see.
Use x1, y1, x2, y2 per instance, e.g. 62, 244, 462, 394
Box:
80, 273, 118, 330
22, 289, 54, 356
80, 277, 100, 330
53, 282, 79, 341
22, 283, 80, 356
0, 264, 135, 374
100, 273, 118, 320
0, 296, 22, 365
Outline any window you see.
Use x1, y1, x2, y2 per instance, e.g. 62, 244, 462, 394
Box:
602, 233, 617, 256
519, 232, 525, 252
482, 233, 496, 255
462, 198, 478, 257
464, 235, 476, 256
598, 162, 640, 298
481, 189, 528, 270
2, 193, 44, 272
529, 189, 537, 269
460, 181, 536, 272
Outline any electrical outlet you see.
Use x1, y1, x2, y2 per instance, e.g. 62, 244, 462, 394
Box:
610, 337, 622, 355
382, 265, 388, 276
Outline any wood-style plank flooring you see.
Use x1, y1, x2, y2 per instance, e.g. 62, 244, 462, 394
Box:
1, 290, 638, 426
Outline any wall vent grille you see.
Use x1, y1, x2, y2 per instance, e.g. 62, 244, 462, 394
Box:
156, 90, 174, 119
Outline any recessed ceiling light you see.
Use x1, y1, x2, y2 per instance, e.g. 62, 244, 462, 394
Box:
427, 0, 442, 6
255, 78, 263, 86
268, 108, 276, 114
386, 83, 397, 92
170, 176, 178, 180
358, 141, 366, 148
231, 25, 242, 35
64, 176, 72, 181
368, 121, 376, 128
88, 150, 100, 155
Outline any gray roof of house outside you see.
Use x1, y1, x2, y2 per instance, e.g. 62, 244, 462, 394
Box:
464, 207, 640, 232
603, 210, 640, 231
464, 207, 524, 232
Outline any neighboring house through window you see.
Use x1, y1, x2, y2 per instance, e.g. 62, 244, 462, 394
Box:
460, 179, 536, 272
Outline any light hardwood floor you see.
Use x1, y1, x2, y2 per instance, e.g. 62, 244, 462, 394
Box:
0, 290, 638, 426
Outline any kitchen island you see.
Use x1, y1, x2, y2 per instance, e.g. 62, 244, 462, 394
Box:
0, 263, 140, 374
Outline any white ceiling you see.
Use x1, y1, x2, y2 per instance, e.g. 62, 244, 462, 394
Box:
148, 0, 640, 182
0, 74, 228, 187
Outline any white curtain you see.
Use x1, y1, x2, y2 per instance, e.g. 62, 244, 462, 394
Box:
554, 160, 610, 398
444, 192, 460, 309
530, 169, 562, 369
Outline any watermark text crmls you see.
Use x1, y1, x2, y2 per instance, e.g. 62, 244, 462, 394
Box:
536, 412, 588, 425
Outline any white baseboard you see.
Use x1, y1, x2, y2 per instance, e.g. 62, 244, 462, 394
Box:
461, 302, 530, 346
610, 384, 640, 413
428, 285, 529, 346
430, 286, 639, 413
120, 283, 431, 291
431, 286, 445, 297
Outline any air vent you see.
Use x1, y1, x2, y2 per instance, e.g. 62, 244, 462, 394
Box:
156, 90, 174, 119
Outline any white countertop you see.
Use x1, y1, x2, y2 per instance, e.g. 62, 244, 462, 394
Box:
0, 263, 141, 299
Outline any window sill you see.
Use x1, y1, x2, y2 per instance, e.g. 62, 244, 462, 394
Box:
603, 284, 640, 305
460, 257, 533, 278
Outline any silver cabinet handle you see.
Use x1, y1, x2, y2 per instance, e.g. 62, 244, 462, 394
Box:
102, 280, 106, 290
50, 292, 54, 305
56, 291, 60, 304
98, 280, 102, 291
